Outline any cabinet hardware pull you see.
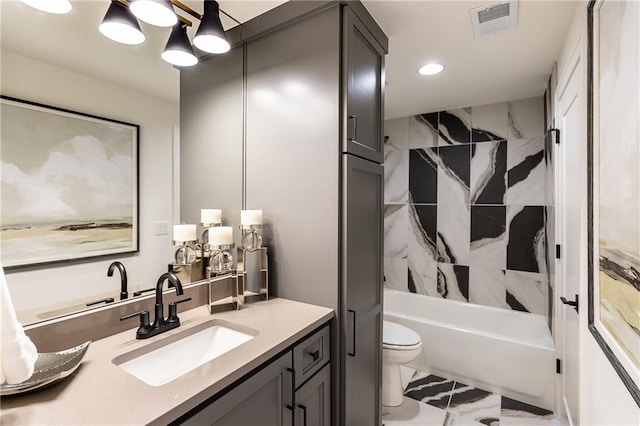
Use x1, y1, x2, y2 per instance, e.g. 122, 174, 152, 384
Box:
310, 350, 320, 362
347, 309, 356, 357
297, 404, 308, 426
348, 115, 358, 141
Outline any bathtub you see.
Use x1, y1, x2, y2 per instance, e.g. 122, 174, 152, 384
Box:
384, 289, 555, 410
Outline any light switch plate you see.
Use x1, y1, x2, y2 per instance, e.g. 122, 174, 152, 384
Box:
155, 221, 169, 236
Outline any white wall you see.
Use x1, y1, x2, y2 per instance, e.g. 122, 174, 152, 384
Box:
1, 50, 179, 318
555, 3, 640, 425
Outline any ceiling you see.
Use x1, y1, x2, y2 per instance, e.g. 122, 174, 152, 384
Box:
0, 0, 578, 119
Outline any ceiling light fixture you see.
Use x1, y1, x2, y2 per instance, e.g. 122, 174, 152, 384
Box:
99, 2, 146, 46
418, 63, 445, 76
130, 0, 177, 27
162, 23, 198, 67
193, 0, 230, 54
19, 0, 72, 14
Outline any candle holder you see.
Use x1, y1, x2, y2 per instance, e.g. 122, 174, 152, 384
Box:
209, 243, 235, 274
173, 239, 197, 265
200, 221, 222, 244
240, 224, 263, 252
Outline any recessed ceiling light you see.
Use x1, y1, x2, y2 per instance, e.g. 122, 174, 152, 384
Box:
418, 63, 445, 76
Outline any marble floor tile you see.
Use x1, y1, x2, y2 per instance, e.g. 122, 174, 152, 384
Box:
470, 141, 507, 205
507, 97, 544, 140
500, 396, 555, 425
409, 113, 439, 149
439, 109, 472, 145
385, 117, 410, 153
438, 145, 470, 205
410, 148, 439, 204
383, 396, 448, 426
443, 412, 490, 426
447, 382, 501, 425
385, 149, 409, 203
385, 257, 409, 292
385, 204, 409, 258
471, 102, 508, 142
404, 372, 456, 410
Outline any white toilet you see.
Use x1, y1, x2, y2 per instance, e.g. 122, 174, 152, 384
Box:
382, 320, 422, 407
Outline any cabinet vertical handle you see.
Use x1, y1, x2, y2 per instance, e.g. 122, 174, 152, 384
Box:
297, 404, 308, 426
347, 309, 356, 357
284, 367, 295, 424
348, 115, 358, 141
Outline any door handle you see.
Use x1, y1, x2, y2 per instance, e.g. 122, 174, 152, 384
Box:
560, 294, 579, 313
348, 115, 358, 141
347, 309, 356, 357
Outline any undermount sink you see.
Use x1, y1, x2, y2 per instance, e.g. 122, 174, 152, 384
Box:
112, 320, 258, 386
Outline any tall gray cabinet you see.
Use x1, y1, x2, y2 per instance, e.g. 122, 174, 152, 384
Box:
244, 2, 387, 425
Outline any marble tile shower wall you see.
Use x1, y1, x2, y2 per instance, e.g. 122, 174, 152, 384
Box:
384, 97, 551, 318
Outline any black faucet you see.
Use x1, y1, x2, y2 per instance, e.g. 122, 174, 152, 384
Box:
120, 272, 191, 339
107, 261, 128, 300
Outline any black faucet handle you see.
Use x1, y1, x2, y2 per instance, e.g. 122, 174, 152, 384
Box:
167, 298, 192, 324
133, 287, 155, 297
86, 297, 115, 307
120, 310, 150, 328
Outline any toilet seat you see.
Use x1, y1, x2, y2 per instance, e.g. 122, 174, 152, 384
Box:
383, 321, 421, 350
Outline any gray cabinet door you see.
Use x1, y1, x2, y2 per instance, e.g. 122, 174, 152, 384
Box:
342, 6, 385, 164
295, 363, 331, 426
181, 352, 294, 426
342, 154, 383, 426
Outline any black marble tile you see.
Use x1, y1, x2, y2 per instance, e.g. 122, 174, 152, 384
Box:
409, 148, 438, 203
471, 141, 507, 204
413, 204, 438, 255
507, 151, 544, 189
448, 382, 501, 425
438, 145, 471, 190
507, 206, 545, 273
404, 373, 455, 409
500, 396, 554, 417
506, 290, 529, 312
437, 264, 469, 301
439, 110, 471, 145
471, 206, 506, 243
418, 112, 439, 132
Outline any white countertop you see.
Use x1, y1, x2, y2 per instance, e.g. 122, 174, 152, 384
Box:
1, 298, 334, 425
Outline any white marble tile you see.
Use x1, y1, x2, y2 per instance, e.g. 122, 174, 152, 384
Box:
437, 204, 470, 265
385, 257, 409, 292
444, 412, 488, 426
385, 149, 409, 203
408, 254, 438, 297
472, 102, 508, 142
385, 204, 408, 258
506, 138, 545, 206
447, 383, 501, 425
508, 97, 544, 139
383, 397, 448, 426
469, 267, 508, 309
470, 141, 507, 205
507, 205, 547, 274
408, 203, 437, 261
436, 264, 469, 302
505, 270, 548, 316
470, 206, 507, 269
385, 117, 410, 153
438, 145, 470, 205
409, 113, 439, 149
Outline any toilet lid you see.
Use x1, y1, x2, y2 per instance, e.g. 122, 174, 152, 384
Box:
383, 321, 421, 347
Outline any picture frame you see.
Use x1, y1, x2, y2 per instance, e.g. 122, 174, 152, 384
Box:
0, 96, 139, 268
587, 0, 640, 406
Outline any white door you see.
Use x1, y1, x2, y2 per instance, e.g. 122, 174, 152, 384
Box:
555, 53, 583, 425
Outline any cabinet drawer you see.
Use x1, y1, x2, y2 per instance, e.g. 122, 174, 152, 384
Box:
293, 325, 330, 387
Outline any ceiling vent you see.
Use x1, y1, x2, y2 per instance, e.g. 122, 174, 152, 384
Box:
470, 1, 518, 38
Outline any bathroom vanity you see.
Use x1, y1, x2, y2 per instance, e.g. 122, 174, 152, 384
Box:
0, 297, 333, 425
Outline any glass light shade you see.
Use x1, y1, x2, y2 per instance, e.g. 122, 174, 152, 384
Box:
20, 0, 72, 14
130, 0, 177, 27
193, 0, 230, 54
418, 63, 445, 76
162, 24, 198, 67
99, 2, 145, 46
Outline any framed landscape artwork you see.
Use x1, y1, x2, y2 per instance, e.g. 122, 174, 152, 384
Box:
587, 0, 640, 406
0, 96, 139, 268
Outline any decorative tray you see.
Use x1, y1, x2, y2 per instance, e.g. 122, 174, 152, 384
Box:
0, 341, 90, 396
